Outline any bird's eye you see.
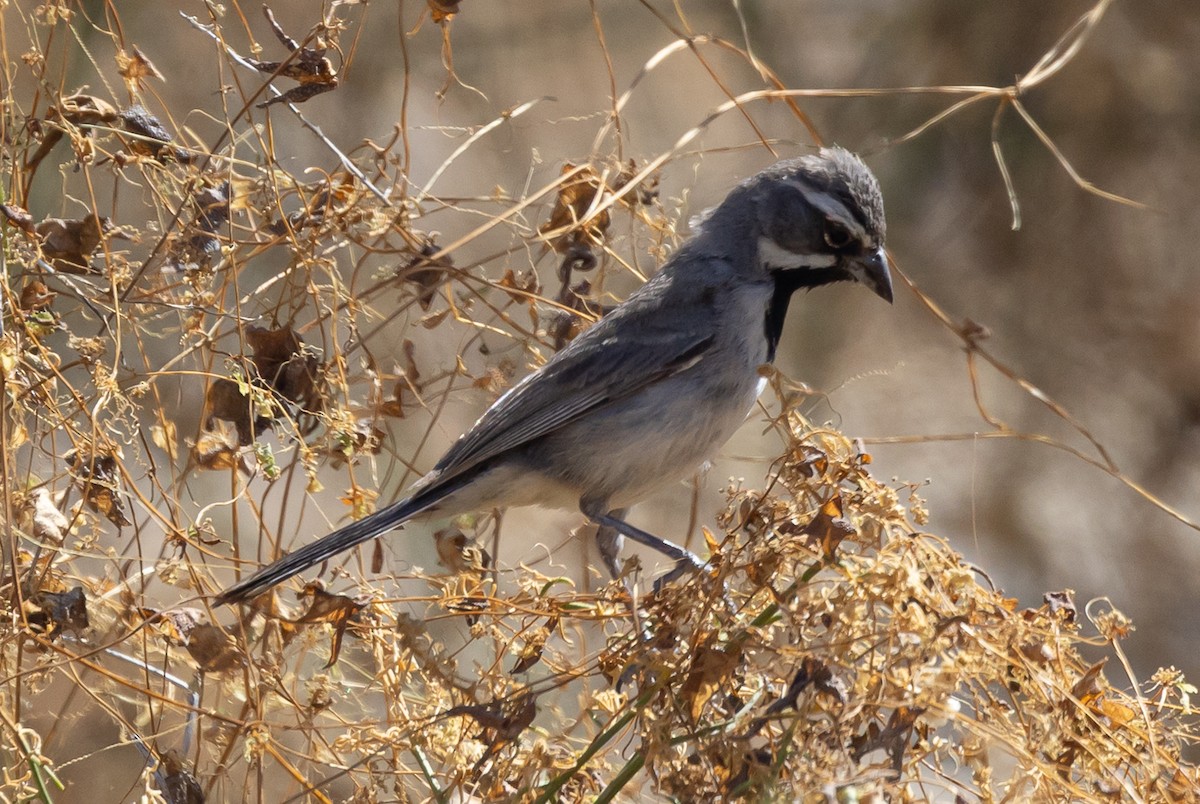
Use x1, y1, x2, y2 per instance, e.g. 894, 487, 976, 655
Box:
823, 219, 853, 249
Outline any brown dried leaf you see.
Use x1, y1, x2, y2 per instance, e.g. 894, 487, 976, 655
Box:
445, 694, 537, 746
435, 527, 490, 575
681, 645, 740, 721
119, 105, 191, 162
247, 326, 322, 409
428, 0, 462, 23
20, 280, 56, 311
115, 45, 164, 93
158, 748, 204, 804
511, 617, 557, 674
292, 584, 367, 667
24, 586, 89, 639
36, 214, 116, 273
1, 204, 35, 233
801, 494, 855, 560
66, 446, 130, 527
1070, 658, 1108, 706
1044, 589, 1077, 623
204, 379, 260, 446
185, 624, 245, 672
193, 427, 247, 472
497, 268, 540, 304
137, 606, 205, 644
540, 163, 610, 254
401, 242, 453, 310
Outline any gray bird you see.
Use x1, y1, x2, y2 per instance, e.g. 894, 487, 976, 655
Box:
216, 147, 891, 605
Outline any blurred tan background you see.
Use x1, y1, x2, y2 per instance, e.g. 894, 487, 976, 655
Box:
17, 0, 1200, 749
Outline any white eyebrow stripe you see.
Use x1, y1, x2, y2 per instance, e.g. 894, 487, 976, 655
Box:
758, 236, 838, 270
783, 177, 868, 242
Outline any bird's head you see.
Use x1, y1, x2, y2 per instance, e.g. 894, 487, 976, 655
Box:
708, 147, 892, 302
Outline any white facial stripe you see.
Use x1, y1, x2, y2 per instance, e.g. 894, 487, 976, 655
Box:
758, 236, 837, 270
782, 178, 868, 242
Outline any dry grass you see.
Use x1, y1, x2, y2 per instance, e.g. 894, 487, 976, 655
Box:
0, 1, 1196, 801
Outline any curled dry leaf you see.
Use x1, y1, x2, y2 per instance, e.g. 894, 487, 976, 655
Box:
24, 586, 89, 639
157, 748, 204, 804
193, 425, 249, 472
434, 527, 490, 575
137, 606, 206, 644
401, 241, 454, 310
444, 694, 538, 747
680, 644, 741, 722
510, 616, 558, 674
115, 45, 164, 93
1044, 589, 1077, 623
185, 624, 245, 672
325, 420, 385, 469
36, 213, 121, 274
66, 445, 131, 526
24, 93, 119, 173
292, 584, 368, 667
271, 174, 356, 234
20, 280, 56, 312
849, 705, 924, 773
428, 0, 462, 23
28, 488, 69, 544
801, 494, 856, 561
247, 325, 323, 410
204, 378, 266, 446
118, 104, 191, 162
252, 6, 340, 108
0, 204, 35, 233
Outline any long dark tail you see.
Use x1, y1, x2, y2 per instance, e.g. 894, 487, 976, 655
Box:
215, 479, 458, 606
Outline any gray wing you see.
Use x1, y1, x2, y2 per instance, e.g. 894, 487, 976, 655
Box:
431, 270, 718, 482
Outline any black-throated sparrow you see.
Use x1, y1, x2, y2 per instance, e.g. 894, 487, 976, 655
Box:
217, 146, 890, 605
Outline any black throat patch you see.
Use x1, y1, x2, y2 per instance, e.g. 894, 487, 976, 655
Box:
764, 268, 846, 361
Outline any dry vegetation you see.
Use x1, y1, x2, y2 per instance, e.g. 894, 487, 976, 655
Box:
0, 0, 1196, 801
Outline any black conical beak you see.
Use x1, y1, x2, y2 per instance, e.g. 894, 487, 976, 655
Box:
849, 246, 893, 303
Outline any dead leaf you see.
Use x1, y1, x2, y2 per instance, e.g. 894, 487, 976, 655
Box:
157, 749, 204, 804
119, 105, 192, 162
115, 45, 164, 93
24, 586, 89, 639
252, 6, 340, 108
28, 488, 68, 544
1, 204, 35, 233
19, 280, 56, 312
66, 445, 130, 526
138, 607, 202, 641
428, 0, 462, 23
801, 494, 856, 560
193, 426, 248, 472
401, 241, 454, 310
540, 163, 609, 257
850, 705, 924, 773
204, 378, 264, 446
435, 527, 490, 575
185, 624, 244, 672
246, 326, 322, 410
291, 584, 368, 667
444, 694, 537, 746
681, 644, 740, 721
1043, 589, 1077, 623
511, 617, 558, 674
151, 420, 179, 464
1070, 658, 1108, 706
36, 213, 118, 273
24, 94, 120, 173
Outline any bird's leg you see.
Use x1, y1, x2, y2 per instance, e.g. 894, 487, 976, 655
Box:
585, 507, 707, 591
593, 508, 626, 581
